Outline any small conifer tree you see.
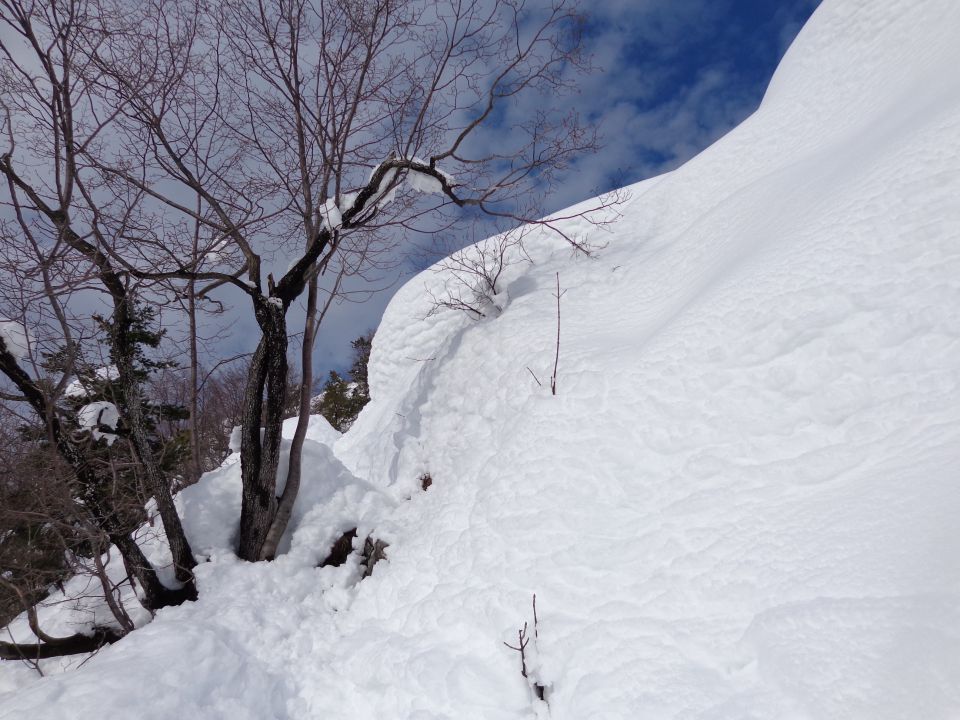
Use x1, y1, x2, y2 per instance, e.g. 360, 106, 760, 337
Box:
315, 332, 373, 432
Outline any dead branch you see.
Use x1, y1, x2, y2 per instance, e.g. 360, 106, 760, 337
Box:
551, 274, 564, 395
504, 594, 546, 702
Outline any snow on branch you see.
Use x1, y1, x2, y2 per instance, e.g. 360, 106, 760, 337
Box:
65, 366, 120, 399
0, 320, 32, 361
405, 156, 456, 195
77, 401, 120, 445
337, 156, 459, 227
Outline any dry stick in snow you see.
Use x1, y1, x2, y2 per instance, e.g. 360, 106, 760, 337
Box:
533, 593, 540, 642
526, 366, 543, 387
504, 594, 546, 702
504, 622, 532, 677
551, 273, 565, 395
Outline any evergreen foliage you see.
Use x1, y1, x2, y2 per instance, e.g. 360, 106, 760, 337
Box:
0, 302, 192, 624
75, 304, 190, 480
315, 332, 373, 432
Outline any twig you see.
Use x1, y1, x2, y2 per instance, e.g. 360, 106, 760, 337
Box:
533, 593, 539, 641
525, 367, 542, 387
4, 626, 42, 676
503, 622, 531, 679
550, 273, 564, 395
504, 594, 546, 703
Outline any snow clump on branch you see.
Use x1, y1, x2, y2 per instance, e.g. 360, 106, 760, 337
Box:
64, 365, 120, 398
405, 157, 454, 195
77, 401, 120, 445
320, 158, 454, 231
0, 320, 32, 361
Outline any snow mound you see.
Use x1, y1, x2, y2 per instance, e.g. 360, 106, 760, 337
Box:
227, 413, 341, 455
180, 418, 377, 560
281, 413, 341, 446
4, 1, 960, 718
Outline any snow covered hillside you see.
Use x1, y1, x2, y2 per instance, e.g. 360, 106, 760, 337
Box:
3, 0, 960, 717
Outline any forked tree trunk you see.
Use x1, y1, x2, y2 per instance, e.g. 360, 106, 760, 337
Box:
237, 300, 289, 561
259, 277, 318, 560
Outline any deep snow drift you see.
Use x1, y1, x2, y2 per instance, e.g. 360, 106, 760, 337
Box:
3, 0, 960, 717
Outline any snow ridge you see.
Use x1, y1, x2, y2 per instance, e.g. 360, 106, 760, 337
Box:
3, 1, 960, 717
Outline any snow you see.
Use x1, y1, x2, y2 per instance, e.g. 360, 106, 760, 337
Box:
179, 418, 378, 560
406, 168, 442, 194
0, 320, 30, 361
281, 413, 341, 447
354, 157, 453, 214
227, 414, 341, 454
64, 366, 119, 399
76, 401, 120, 445
319, 197, 343, 230
203, 237, 230, 265
364, 164, 400, 210
4, 0, 960, 717
338, 192, 358, 214
405, 156, 453, 195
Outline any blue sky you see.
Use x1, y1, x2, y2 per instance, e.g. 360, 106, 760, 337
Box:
0, 0, 823, 384
541, 0, 823, 208
312, 0, 822, 376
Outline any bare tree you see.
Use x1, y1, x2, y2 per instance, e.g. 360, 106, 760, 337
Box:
0, 459, 137, 660
74, 0, 614, 562
1, 0, 616, 580
0, 0, 197, 613
425, 225, 535, 319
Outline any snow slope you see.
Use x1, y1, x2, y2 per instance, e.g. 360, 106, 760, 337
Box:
3, 0, 960, 717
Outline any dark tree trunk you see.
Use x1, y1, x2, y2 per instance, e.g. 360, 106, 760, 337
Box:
260, 277, 318, 561
0, 576, 127, 659
0, 628, 123, 661
111, 532, 186, 608
188, 279, 203, 485
237, 300, 288, 561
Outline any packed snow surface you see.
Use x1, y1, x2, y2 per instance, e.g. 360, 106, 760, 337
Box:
3, 0, 960, 717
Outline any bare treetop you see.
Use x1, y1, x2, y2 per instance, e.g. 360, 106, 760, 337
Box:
0, 0, 616, 568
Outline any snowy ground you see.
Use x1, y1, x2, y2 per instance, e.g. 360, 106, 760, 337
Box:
3, 0, 960, 717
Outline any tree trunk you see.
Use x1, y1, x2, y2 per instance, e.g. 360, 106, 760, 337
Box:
111, 532, 171, 609
0, 346, 191, 611
188, 195, 204, 486
188, 278, 203, 485
260, 277, 317, 560
112, 300, 197, 587
237, 301, 288, 561
124, 414, 198, 585
0, 628, 123, 661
